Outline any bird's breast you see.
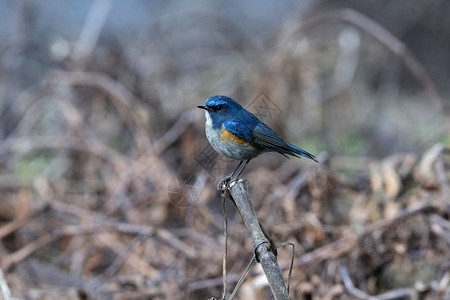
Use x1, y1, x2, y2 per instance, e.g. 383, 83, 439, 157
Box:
204, 113, 258, 160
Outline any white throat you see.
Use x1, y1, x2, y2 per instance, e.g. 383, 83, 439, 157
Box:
205, 111, 213, 130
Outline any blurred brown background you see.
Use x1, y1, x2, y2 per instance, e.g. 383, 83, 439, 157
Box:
0, 1, 449, 299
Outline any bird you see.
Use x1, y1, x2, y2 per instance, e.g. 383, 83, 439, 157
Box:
197, 95, 318, 182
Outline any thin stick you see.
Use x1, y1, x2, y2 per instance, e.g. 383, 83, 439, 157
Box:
275, 241, 295, 294
221, 195, 228, 299
0, 265, 11, 300
229, 256, 257, 300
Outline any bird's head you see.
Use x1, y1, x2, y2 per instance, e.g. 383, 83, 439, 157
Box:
197, 95, 243, 129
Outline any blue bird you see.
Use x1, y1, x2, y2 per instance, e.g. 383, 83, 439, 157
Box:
198, 95, 318, 180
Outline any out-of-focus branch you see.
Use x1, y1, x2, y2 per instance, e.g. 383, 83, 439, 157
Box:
340, 265, 417, 299
301, 8, 444, 110
73, 0, 113, 63
295, 204, 439, 267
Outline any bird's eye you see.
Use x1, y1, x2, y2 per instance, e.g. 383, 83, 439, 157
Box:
215, 105, 223, 111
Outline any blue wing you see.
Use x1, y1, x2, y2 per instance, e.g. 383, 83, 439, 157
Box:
252, 123, 317, 161
224, 119, 317, 162
223, 120, 255, 142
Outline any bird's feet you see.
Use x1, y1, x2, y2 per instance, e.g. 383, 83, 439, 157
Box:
217, 175, 232, 191
217, 174, 247, 192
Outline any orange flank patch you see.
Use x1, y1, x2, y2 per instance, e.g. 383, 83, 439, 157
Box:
220, 127, 248, 145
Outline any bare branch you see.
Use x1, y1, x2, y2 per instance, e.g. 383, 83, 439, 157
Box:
226, 179, 291, 300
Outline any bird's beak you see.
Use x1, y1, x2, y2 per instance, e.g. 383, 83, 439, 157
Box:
197, 105, 210, 111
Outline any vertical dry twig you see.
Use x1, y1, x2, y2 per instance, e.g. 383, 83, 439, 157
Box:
225, 179, 291, 300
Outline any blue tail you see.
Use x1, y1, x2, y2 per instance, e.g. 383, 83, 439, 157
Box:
287, 143, 318, 162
